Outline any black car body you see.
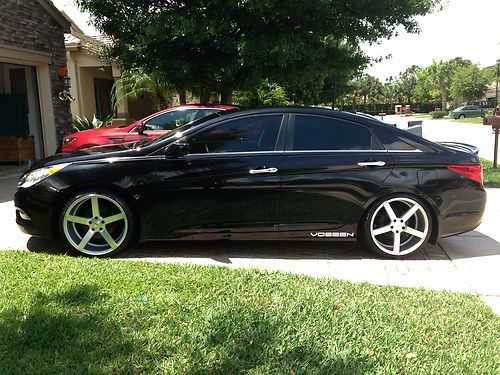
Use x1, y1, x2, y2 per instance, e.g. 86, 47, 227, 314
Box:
15, 108, 486, 258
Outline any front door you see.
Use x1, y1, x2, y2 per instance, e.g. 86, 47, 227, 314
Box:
94, 78, 114, 120
279, 114, 393, 238
143, 114, 286, 240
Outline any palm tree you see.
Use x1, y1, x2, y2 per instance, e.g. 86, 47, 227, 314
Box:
112, 69, 176, 112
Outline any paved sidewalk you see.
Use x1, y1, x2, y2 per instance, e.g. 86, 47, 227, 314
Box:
1, 174, 500, 314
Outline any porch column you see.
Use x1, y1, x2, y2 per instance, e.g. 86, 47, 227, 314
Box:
112, 64, 129, 125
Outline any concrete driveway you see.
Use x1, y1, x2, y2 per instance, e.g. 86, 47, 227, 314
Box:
1, 171, 499, 315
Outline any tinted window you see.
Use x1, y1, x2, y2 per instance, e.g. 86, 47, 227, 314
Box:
145, 109, 214, 131
188, 115, 283, 154
293, 115, 373, 150
377, 131, 418, 151
375, 130, 432, 152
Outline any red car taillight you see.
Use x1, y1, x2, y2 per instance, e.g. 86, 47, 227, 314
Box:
447, 164, 483, 184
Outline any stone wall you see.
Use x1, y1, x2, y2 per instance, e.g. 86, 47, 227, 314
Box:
0, 0, 72, 141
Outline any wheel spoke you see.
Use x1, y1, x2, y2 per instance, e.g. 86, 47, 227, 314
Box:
383, 202, 397, 221
404, 226, 426, 238
100, 229, 118, 249
78, 230, 95, 250
401, 204, 420, 223
372, 224, 392, 236
66, 215, 90, 225
91, 196, 100, 217
104, 213, 125, 224
393, 232, 401, 253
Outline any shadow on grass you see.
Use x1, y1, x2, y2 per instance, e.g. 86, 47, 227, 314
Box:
0, 284, 375, 373
0, 285, 137, 373
187, 308, 375, 374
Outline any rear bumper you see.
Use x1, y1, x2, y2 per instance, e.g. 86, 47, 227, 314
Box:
437, 186, 486, 238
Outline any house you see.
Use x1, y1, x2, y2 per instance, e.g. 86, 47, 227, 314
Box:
0, 0, 72, 161
64, 21, 155, 126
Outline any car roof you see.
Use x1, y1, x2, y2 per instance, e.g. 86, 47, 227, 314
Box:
214, 106, 397, 129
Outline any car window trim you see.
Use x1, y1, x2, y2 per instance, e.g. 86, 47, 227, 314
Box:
186, 150, 285, 158
177, 149, 423, 157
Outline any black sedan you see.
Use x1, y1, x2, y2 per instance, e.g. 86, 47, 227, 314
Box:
15, 108, 486, 258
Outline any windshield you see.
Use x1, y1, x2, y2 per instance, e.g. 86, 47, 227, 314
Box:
135, 109, 238, 148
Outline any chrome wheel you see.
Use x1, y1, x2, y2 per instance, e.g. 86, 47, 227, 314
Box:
62, 193, 128, 256
369, 197, 429, 256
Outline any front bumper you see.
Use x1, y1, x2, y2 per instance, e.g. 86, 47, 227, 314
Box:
14, 183, 61, 239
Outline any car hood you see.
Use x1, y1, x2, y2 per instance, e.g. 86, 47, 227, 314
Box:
64, 123, 136, 139
28, 143, 144, 171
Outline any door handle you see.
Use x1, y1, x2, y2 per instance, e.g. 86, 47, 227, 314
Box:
357, 161, 386, 167
249, 167, 278, 174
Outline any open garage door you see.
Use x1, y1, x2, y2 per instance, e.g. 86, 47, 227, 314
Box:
0, 63, 44, 164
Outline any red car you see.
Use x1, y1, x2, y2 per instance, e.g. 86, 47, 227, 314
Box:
61, 105, 235, 152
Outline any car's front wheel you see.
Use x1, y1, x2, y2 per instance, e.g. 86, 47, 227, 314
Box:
361, 195, 432, 258
59, 190, 134, 257
458, 114, 465, 119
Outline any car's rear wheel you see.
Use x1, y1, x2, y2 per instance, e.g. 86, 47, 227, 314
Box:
458, 114, 465, 119
361, 195, 431, 258
60, 190, 134, 257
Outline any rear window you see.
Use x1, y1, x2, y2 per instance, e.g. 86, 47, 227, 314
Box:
292, 115, 375, 151
376, 131, 431, 152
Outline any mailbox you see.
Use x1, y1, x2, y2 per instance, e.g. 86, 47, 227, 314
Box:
483, 116, 500, 168
484, 116, 500, 131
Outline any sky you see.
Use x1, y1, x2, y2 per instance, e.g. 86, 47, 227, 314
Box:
53, 0, 500, 81
362, 0, 500, 80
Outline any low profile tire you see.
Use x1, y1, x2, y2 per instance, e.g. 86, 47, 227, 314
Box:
458, 114, 465, 119
360, 195, 432, 258
59, 190, 134, 257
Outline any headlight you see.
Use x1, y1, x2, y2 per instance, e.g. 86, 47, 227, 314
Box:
63, 137, 76, 145
18, 163, 71, 188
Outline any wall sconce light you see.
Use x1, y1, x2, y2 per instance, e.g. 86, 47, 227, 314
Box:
58, 67, 75, 102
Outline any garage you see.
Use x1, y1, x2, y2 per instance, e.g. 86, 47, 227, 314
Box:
0, 0, 72, 170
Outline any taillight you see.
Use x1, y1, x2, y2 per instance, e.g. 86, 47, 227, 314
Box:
447, 164, 483, 184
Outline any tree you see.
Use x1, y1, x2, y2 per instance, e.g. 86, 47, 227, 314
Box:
77, 0, 441, 104
398, 65, 421, 105
382, 77, 402, 108
421, 58, 472, 110
413, 68, 439, 106
355, 74, 383, 109
112, 69, 176, 111
450, 64, 490, 103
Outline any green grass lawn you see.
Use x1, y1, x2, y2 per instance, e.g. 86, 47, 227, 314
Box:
0, 252, 499, 374
482, 158, 500, 188
452, 117, 484, 125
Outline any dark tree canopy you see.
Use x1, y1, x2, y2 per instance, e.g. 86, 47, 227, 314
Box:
77, 0, 441, 103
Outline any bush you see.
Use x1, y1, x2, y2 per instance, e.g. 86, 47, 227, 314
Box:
234, 79, 288, 107
72, 115, 114, 132
429, 110, 448, 119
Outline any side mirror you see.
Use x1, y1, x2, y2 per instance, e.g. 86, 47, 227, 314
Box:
137, 122, 145, 135
164, 142, 190, 158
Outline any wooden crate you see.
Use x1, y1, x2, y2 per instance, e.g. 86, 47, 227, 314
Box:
0, 136, 35, 164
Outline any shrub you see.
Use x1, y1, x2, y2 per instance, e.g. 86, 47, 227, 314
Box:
429, 110, 448, 119
234, 79, 288, 107
72, 115, 114, 132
